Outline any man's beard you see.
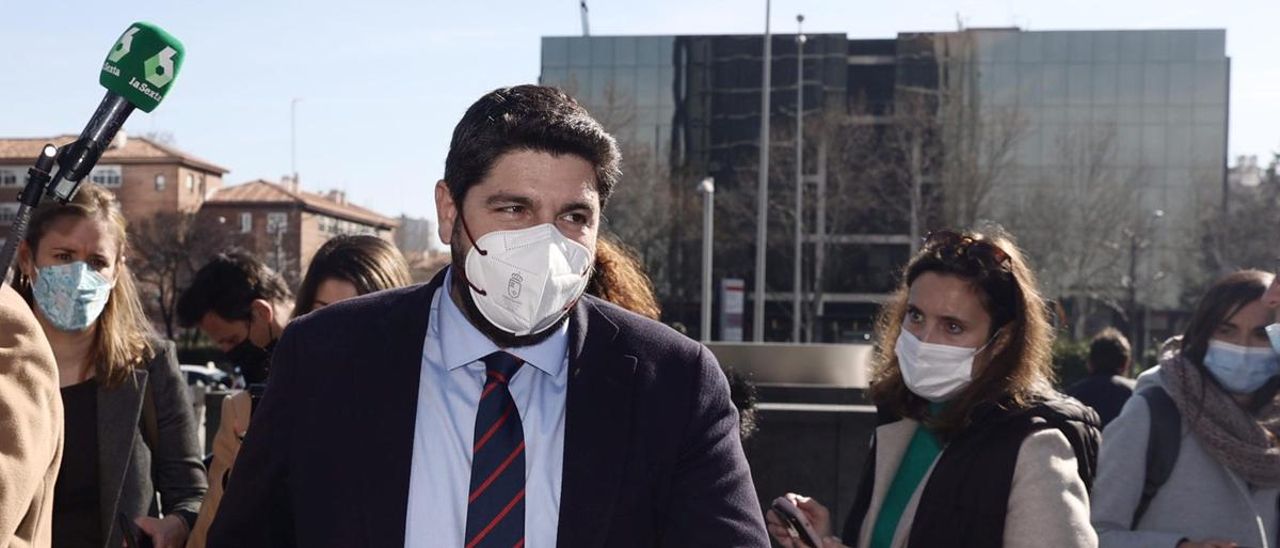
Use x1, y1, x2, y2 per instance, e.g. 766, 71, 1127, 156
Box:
448, 224, 571, 349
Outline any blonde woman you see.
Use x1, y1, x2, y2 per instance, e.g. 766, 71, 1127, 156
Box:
14, 184, 205, 548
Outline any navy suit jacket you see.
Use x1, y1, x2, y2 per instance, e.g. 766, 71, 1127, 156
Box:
207, 271, 769, 547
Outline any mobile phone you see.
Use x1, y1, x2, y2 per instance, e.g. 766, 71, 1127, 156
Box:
117, 513, 153, 548
771, 496, 822, 548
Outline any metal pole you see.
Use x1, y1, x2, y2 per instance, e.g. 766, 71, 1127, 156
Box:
753, 0, 772, 342
792, 15, 806, 343
291, 98, 301, 181
700, 177, 715, 342
812, 140, 828, 342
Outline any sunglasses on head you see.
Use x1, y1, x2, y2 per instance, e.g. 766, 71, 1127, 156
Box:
922, 230, 1013, 271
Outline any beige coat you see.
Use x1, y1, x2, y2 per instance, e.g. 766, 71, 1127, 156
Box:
852, 418, 1097, 548
186, 391, 250, 548
0, 285, 63, 548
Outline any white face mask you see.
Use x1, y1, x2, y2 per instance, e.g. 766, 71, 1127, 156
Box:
894, 329, 993, 402
461, 222, 593, 337
1267, 323, 1280, 356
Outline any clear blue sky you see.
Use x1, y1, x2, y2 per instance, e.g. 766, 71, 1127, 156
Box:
3, 0, 1276, 220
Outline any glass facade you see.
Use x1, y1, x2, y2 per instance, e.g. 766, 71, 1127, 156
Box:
966, 29, 1228, 308
540, 28, 1229, 337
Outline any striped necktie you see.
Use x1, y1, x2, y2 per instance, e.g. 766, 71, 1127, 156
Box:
464, 351, 526, 548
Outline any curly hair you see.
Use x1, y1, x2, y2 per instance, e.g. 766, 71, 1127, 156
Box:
586, 237, 660, 320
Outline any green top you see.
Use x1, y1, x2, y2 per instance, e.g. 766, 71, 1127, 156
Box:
869, 407, 944, 548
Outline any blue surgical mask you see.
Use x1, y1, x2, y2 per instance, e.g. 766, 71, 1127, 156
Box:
32, 261, 114, 332
1203, 340, 1280, 395
1267, 324, 1280, 355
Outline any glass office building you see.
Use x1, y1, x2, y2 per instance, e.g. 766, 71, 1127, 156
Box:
541, 28, 1229, 340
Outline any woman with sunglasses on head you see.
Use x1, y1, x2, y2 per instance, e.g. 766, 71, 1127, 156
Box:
12, 184, 205, 548
1091, 270, 1280, 548
767, 229, 1101, 548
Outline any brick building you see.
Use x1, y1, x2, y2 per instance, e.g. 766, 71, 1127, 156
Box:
201, 178, 398, 283
0, 133, 229, 248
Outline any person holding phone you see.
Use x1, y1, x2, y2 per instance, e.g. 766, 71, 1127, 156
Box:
767, 229, 1100, 548
12, 184, 206, 548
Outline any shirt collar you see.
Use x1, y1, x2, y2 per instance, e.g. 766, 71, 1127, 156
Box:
437, 268, 568, 376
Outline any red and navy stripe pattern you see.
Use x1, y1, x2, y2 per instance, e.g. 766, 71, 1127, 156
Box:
464, 352, 526, 548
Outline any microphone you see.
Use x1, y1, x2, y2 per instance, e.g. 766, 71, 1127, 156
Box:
47, 22, 185, 202
0, 22, 184, 280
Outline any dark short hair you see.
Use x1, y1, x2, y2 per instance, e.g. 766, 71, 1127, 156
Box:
292, 235, 413, 318
1088, 328, 1131, 375
177, 250, 292, 327
443, 85, 621, 206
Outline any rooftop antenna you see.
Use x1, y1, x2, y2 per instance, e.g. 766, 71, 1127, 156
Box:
580, 0, 590, 37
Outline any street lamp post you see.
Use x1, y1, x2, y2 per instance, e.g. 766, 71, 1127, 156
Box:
1125, 209, 1165, 368
699, 177, 716, 342
753, 0, 772, 342
791, 15, 806, 343
291, 98, 302, 182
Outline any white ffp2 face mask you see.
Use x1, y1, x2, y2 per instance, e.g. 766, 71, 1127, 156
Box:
462, 223, 593, 337
895, 329, 992, 402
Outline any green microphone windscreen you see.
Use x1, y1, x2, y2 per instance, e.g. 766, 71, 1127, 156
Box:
99, 22, 185, 113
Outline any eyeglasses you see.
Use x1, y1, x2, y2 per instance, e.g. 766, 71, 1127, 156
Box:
922, 230, 1012, 272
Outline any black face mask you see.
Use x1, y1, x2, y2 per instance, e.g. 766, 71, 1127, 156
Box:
225, 318, 277, 384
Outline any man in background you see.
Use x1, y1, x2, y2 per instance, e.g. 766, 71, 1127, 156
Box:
1067, 328, 1137, 428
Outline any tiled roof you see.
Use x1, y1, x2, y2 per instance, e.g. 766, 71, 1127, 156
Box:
0, 134, 229, 174
206, 180, 398, 229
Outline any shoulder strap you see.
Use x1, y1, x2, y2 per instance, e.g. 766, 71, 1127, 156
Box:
1132, 385, 1181, 529
1028, 402, 1102, 491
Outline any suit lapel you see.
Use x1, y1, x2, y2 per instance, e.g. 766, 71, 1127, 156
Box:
557, 299, 638, 547
361, 273, 442, 547
860, 419, 920, 548
98, 369, 147, 543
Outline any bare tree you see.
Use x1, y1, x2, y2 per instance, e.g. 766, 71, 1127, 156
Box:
131, 212, 231, 339
1200, 153, 1280, 274
933, 32, 1027, 229
1013, 125, 1147, 339
587, 82, 678, 301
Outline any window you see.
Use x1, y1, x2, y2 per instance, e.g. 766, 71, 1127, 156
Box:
266, 212, 288, 234
240, 212, 252, 233
0, 169, 19, 187
155, 174, 166, 191
186, 174, 195, 191
89, 165, 123, 187
0, 203, 20, 223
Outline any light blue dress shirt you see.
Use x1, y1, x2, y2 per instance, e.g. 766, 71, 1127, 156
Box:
404, 272, 569, 547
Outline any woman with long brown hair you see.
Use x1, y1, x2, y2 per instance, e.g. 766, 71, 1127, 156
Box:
291, 234, 414, 318
13, 184, 205, 548
767, 229, 1099, 548
1091, 270, 1279, 548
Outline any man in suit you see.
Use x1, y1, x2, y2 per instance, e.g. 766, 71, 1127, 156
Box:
1065, 328, 1136, 427
0, 284, 63, 547
208, 85, 769, 547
